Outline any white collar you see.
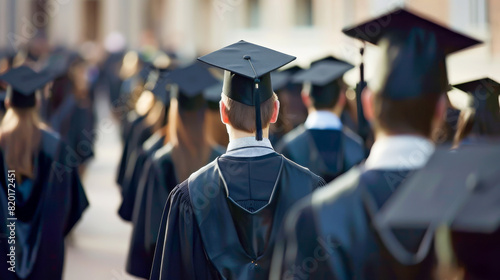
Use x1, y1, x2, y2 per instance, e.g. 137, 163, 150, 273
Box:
224, 137, 275, 157
304, 111, 343, 130
364, 135, 435, 171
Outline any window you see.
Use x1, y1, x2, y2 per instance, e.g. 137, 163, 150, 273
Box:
83, 0, 100, 41
469, 0, 488, 28
295, 0, 313, 27
247, 0, 260, 28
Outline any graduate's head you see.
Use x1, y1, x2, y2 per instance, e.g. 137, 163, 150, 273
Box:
343, 8, 482, 139
0, 66, 53, 178
453, 78, 500, 137
198, 40, 295, 140
301, 78, 346, 112
220, 82, 279, 135
294, 59, 353, 113
362, 87, 446, 138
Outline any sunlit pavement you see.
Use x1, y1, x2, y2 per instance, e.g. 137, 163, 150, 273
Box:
63, 93, 142, 280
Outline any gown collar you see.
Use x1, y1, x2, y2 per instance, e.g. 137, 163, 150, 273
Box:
365, 135, 435, 171
304, 110, 343, 130
224, 137, 275, 158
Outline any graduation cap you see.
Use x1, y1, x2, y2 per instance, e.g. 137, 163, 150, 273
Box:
198, 40, 296, 140
0, 66, 54, 108
342, 8, 482, 100
167, 62, 219, 110
311, 55, 350, 67
293, 60, 354, 105
270, 66, 303, 92
143, 68, 170, 105
375, 145, 500, 234
138, 63, 155, 81
203, 81, 223, 110
453, 78, 500, 135
0, 91, 6, 112
453, 78, 500, 111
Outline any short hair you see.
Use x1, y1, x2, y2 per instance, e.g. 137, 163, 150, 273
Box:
372, 92, 442, 137
221, 93, 277, 133
305, 79, 345, 110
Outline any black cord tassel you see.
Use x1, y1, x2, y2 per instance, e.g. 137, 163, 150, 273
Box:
254, 79, 262, 141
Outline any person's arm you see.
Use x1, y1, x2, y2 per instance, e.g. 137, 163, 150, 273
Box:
150, 182, 216, 280
271, 198, 348, 280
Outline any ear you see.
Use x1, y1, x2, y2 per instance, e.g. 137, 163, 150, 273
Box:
301, 91, 311, 108
219, 100, 230, 125
434, 94, 447, 123
336, 91, 347, 110
361, 87, 375, 121
270, 99, 280, 124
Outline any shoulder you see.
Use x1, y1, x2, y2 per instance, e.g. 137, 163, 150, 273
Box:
188, 159, 219, 183
170, 179, 192, 205
287, 167, 363, 227
311, 167, 363, 208
40, 128, 64, 160
281, 155, 326, 186
210, 145, 226, 157
152, 143, 174, 162
279, 125, 308, 146
342, 127, 364, 147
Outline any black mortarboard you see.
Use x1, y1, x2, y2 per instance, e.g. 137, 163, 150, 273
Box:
198, 40, 295, 140
271, 66, 303, 92
454, 78, 500, 111
293, 60, 353, 105
343, 8, 482, 100
167, 62, 219, 110
271, 71, 290, 92
454, 78, 500, 135
139, 63, 154, 81
144, 68, 170, 105
168, 62, 219, 97
0, 66, 53, 108
203, 81, 223, 110
0, 91, 6, 112
375, 145, 500, 234
311, 55, 350, 67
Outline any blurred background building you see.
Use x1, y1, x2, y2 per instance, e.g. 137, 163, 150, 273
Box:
1, 2, 498, 279
0, 0, 498, 76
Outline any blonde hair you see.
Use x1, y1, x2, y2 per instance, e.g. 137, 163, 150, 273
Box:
221, 93, 277, 133
168, 97, 211, 182
0, 105, 42, 178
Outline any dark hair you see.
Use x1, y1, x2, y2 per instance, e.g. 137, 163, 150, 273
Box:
308, 79, 344, 110
372, 92, 442, 137
222, 93, 277, 133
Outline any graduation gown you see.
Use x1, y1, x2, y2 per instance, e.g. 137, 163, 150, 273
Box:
99, 51, 125, 107
118, 132, 166, 221
150, 153, 325, 280
116, 112, 154, 188
271, 167, 436, 280
50, 94, 96, 165
277, 125, 365, 183
0, 130, 89, 280
126, 144, 224, 278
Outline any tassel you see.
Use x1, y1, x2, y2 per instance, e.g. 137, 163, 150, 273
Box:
254, 79, 262, 141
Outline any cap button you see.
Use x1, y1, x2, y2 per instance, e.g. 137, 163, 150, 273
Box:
243, 55, 251, 60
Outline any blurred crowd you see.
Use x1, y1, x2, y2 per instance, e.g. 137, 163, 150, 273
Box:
0, 6, 499, 280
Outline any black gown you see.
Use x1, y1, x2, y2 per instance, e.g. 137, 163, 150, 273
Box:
116, 112, 154, 188
271, 167, 436, 280
277, 125, 365, 182
150, 152, 325, 280
50, 94, 96, 165
126, 144, 224, 278
0, 130, 88, 280
118, 132, 166, 221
